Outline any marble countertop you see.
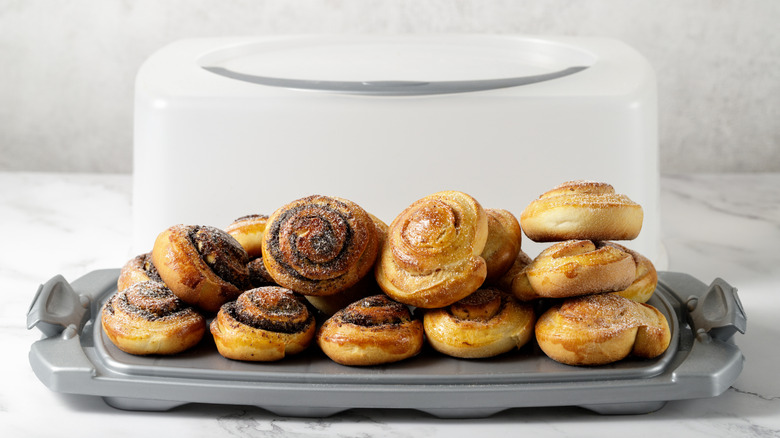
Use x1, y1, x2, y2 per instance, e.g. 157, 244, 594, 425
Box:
1, 172, 778, 437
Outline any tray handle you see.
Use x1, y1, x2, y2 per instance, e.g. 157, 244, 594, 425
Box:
686, 277, 746, 342
27, 275, 91, 338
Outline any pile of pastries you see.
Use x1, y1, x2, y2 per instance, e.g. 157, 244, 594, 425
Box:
101, 181, 671, 367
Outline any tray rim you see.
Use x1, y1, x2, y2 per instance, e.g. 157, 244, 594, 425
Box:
28, 269, 745, 417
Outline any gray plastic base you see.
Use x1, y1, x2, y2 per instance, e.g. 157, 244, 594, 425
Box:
28, 269, 745, 418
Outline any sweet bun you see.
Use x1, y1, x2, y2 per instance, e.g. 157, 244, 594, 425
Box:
304, 214, 388, 315
423, 288, 535, 359
604, 242, 658, 303
117, 252, 163, 292
152, 224, 250, 313
317, 294, 424, 366
225, 214, 268, 259
261, 195, 380, 297
210, 286, 315, 361
535, 293, 671, 366
521, 180, 643, 242
101, 281, 206, 355
480, 209, 523, 283
507, 240, 636, 301
375, 191, 489, 309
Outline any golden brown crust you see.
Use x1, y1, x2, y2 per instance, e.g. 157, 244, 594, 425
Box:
101, 281, 206, 355
261, 195, 380, 297
117, 252, 163, 292
507, 240, 636, 301
481, 209, 523, 283
535, 293, 671, 366
210, 286, 315, 361
316, 295, 424, 366
375, 191, 489, 309
423, 288, 536, 358
225, 214, 269, 258
152, 224, 250, 313
520, 180, 643, 242
604, 242, 658, 303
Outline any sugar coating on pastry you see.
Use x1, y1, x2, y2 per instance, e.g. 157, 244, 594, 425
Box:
424, 288, 536, 359
521, 180, 643, 242
101, 281, 206, 355
375, 191, 489, 309
117, 252, 163, 292
261, 195, 381, 297
317, 294, 424, 366
210, 286, 315, 362
535, 293, 671, 366
603, 242, 658, 303
507, 240, 636, 301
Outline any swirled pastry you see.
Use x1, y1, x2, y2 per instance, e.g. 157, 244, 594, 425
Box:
305, 214, 389, 315
535, 293, 671, 366
317, 294, 424, 366
480, 209, 523, 282
225, 214, 268, 259
101, 281, 206, 355
117, 252, 163, 292
521, 181, 643, 242
210, 286, 315, 361
423, 288, 535, 359
152, 224, 250, 313
604, 242, 658, 303
492, 249, 533, 292
261, 195, 380, 297
507, 240, 636, 301
375, 191, 489, 309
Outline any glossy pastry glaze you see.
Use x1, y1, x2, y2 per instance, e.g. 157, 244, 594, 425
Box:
604, 242, 658, 303
508, 240, 636, 301
210, 286, 315, 361
317, 294, 424, 366
535, 293, 671, 366
423, 288, 536, 358
225, 214, 269, 258
101, 280, 206, 355
480, 209, 523, 282
375, 191, 489, 309
152, 224, 250, 313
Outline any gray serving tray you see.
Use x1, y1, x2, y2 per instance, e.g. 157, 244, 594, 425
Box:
27, 269, 746, 417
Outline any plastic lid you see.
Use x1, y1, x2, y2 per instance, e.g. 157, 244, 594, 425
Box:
198, 36, 596, 95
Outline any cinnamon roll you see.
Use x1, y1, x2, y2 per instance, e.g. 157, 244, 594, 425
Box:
375, 191, 489, 309
604, 242, 658, 303
317, 294, 424, 366
480, 209, 523, 282
535, 293, 671, 366
210, 286, 316, 362
506, 240, 636, 301
423, 288, 536, 359
261, 195, 381, 297
152, 224, 251, 313
117, 252, 163, 292
521, 180, 643, 242
101, 281, 206, 355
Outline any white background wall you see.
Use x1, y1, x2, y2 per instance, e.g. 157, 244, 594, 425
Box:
1, 0, 778, 173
